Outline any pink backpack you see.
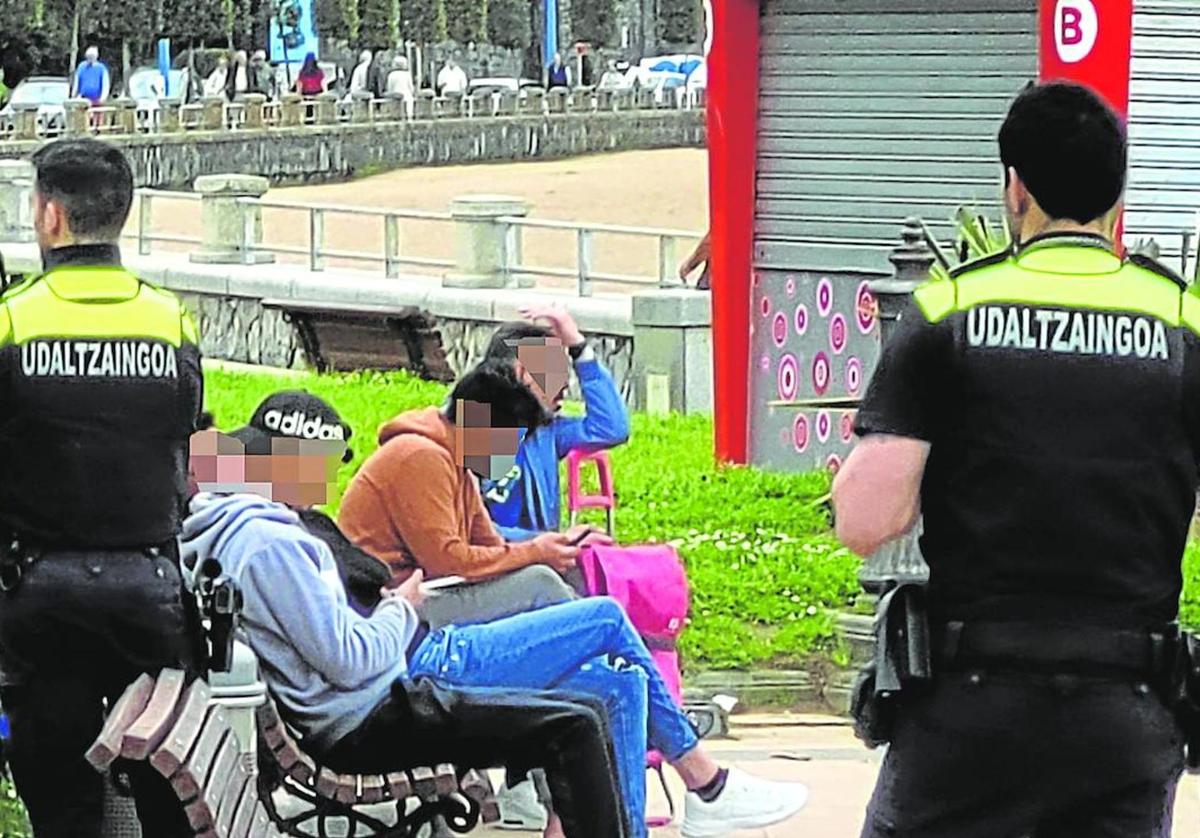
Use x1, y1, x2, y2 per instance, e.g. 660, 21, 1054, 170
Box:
578, 543, 690, 825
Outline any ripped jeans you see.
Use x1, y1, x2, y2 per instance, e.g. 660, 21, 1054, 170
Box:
408, 597, 699, 837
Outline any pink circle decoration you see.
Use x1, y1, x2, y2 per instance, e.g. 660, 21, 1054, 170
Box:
826, 454, 844, 474
845, 357, 863, 395
760, 296, 771, 317
793, 414, 810, 453
772, 312, 788, 347
856, 282, 877, 334
816, 410, 832, 443
817, 277, 834, 317
785, 277, 796, 297
759, 354, 771, 372
794, 304, 809, 336
829, 313, 848, 355
777, 354, 799, 401
841, 412, 856, 443
812, 352, 831, 396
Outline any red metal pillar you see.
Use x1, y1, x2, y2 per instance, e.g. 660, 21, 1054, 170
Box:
708, 0, 760, 465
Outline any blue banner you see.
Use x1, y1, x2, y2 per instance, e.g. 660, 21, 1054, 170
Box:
157, 39, 171, 96
269, 0, 319, 65
543, 0, 558, 68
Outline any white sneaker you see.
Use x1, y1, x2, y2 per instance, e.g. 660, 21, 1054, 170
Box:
680, 767, 809, 837
495, 778, 549, 831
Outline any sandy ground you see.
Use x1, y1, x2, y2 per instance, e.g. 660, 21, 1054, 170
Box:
131, 149, 709, 293
475, 714, 1200, 837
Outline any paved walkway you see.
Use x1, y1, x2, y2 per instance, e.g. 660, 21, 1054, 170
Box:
477, 714, 1200, 836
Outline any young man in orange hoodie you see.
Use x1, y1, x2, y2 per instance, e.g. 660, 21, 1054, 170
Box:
339, 361, 608, 629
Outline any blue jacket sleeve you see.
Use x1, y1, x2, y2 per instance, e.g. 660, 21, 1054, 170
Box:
554, 357, 631, 459
494, 523, 541, 542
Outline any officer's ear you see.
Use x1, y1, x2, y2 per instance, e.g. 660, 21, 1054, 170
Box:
1003, 167, 1030, 219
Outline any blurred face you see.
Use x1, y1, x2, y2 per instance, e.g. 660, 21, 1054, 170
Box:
513, 337, 570, 412
189, 431, 342, 508
85, 48, 98, 64
452, 400, 526, 482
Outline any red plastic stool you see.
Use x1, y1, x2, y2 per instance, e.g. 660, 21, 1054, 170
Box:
567, 448, 615, 536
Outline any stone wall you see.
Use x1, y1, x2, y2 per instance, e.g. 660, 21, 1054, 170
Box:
0, 110, 705, 190
178, 292, 306, 370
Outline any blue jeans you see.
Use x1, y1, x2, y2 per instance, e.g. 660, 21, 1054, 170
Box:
408, 597, 699, 838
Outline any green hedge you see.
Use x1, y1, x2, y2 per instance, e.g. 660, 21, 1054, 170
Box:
571, 0, 616, 49
399, 0, 446, 43
486, 0, 528, 49
657, 0, 699, 44
315, 0, 359, 42
444, 0, 485, 44
358, 0, 399, 46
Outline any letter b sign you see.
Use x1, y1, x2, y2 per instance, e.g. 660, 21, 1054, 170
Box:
1055, 0, 1098, 63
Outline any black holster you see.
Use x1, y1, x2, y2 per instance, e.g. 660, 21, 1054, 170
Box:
850, 582, 932, 749
192, 559, 243, 673
1170, 632, 1200, 773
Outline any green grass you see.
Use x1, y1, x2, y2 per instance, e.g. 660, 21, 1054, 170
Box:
202, 365, 860, 671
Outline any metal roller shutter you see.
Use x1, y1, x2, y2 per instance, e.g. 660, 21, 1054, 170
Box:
1125, 0, 1200, 268
753, 0, 1039, 274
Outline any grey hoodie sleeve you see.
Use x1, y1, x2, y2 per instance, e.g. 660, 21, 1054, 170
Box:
239, 540, 418, 690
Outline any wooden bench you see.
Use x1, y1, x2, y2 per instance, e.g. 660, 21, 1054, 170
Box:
87, 669, 499, 837
261, 299, 455, 381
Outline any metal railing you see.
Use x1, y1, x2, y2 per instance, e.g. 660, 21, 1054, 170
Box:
121, 187, 702, 295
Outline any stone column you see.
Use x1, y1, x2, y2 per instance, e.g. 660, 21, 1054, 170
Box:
64, 98, 91, 137
159, 98, 182, 133
315, 92, 339, 125
351, 91, 373, 123
857, 217, 937, 595
597, 89, 616, 112
415, 91, 436, 120
630, 289, 713, 415
0, 160, 36, 243
547, 88, 569, 114
497, 91, 519, 116
200, 96, 225, 131
381, 93, 405, 121
521, 88, 547, 116
188, 174, 276, 265
469, 90, 493, 117
444, 92, 465, 118
614, 89, 635, 112
113, 97, 137, 135
241, 93, 267, 130
443, 195, 530, 289
13, 104, 39, 141
279, 93, 303, 127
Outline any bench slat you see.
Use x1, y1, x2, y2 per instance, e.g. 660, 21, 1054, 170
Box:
228, 779, 262, 838
360, 774, 387, 804
121, 669, 187, 760
314, 766, 338, 800
434, 763, 457, 796
333, 772, 360, 805
385, 771, 411, 800
274, 737, 317, 786
215, 757, 252, 838
203, 732, 243, 823
170, 712, 229, 801
410, 766, 436, 798
460, 769, 500, 823
86, 673, 154, 770
150, 679, 213, 778
247, 801, 274, 838
183, 791, 216, 833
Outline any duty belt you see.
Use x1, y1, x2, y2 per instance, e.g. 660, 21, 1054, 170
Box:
0, 533, 174, 594
936, 621, 1179, 676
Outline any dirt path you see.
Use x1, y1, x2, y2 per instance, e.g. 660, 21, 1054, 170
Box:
137, 149, 710, 293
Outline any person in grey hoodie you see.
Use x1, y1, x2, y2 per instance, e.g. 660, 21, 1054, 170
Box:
183, 420, 808, 838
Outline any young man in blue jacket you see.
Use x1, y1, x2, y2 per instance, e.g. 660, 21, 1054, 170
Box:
481, 306, 630, 541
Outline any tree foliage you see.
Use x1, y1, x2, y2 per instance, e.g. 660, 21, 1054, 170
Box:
315, 0, 359, 42
358, 0, 398, 46
571, 0, 615, 48
486, 0, 527, 49
657, 0, 699, 44
399, 0, 445, 44
444, 0, 485, 45
162, 0, 230, 43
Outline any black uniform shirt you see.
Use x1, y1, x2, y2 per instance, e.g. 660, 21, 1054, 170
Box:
855, 235, 1200, 628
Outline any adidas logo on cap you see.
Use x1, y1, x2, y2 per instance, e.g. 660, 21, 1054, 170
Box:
262, 409, 346, 441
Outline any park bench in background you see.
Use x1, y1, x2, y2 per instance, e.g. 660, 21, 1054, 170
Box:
87, 669, 499, 837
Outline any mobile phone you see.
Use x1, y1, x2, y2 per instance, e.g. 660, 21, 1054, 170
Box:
419, 575, 467, 593
568, 528, 593, 546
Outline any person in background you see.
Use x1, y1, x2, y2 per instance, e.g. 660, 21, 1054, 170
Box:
547, 53, 570, 89
679, 231, 711, 290
247, 50, 274, 98
203, 53, 230, 98
348, 49, 372, 97
225, 50, 249, 100
72, 46, 111, 106
437, 57, 468, 96
367, 50, 390, 99
294, 52, 327, 97
481, 306, 630, 542
386, 56, 415, 118
597, 60, 626, 91
0, 67, 10, 108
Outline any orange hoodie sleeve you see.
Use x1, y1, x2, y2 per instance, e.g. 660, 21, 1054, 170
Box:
340, 443, 547, 582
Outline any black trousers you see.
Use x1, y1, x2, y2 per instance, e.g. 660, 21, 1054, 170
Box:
322, 678, 629, 838
861, 667, 1185, 838
0, 549, 197, 838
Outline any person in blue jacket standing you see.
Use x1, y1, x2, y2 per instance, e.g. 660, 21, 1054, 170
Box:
481, 306, 630, 542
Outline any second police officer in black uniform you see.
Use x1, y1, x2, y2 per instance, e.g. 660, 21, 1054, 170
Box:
835, 82, 1196, 837
0, 139, 204, 836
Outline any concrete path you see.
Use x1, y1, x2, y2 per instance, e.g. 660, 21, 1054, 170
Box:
477, 713, 1200, 837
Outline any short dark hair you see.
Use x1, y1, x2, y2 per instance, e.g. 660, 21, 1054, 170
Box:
998, 82, 1126, 225
445, 360, 551, 431
31, 139, 134, 240
484, 321, 554, 363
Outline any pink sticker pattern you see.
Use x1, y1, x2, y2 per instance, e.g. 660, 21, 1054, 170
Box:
829, 313, 848, 355
794, 304, 809, 336
841, 412, 856, 443
785, 277, 796, 297
793, 414, 810, 453
846, 357, 863, 395
772, 312, 788, 347
856, 281, 877, 334
761, 296, 771, 317
759, 354, 771, 372
812, 352, 831, 396
777, 353, 799, 401
816, 410, 832, 443
826, 454, 843, 474
817, 277, 834, 317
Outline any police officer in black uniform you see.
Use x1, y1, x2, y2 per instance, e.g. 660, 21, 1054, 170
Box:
0, 139, 203, 836
834, 83, 1195, 837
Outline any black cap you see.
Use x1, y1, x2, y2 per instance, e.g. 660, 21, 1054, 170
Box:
230, 390, 354, 463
